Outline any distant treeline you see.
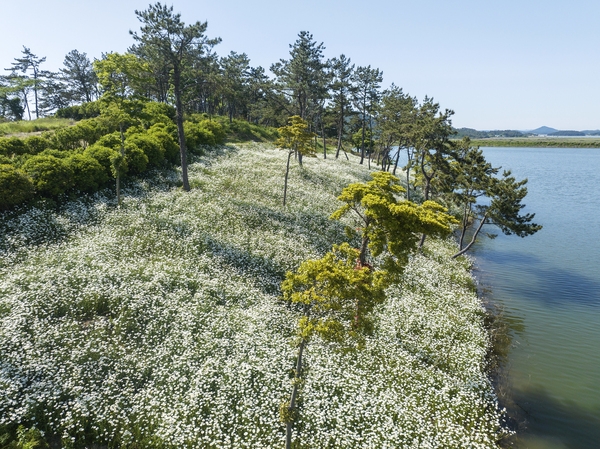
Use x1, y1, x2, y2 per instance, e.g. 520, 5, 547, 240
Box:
468, 138, 600, 148
453, 128, 532, 138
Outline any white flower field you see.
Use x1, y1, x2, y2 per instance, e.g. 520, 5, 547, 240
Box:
0, 144, 508, 447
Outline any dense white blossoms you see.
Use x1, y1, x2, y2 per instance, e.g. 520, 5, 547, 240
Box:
0, 143, 507, 447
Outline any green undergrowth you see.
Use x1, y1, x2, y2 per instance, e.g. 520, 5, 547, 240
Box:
0, 143, 508, 448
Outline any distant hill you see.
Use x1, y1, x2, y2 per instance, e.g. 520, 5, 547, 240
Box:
529, 126, 558, 135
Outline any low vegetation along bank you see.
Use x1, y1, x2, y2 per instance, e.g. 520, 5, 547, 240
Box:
0, 144, 508, 448
466, 137, 600, 148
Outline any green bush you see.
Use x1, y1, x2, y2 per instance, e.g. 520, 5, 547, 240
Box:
55, 101, 101, 120
83, 145, 119, 179
200, 120, 227, 144
141, 102, 176, 127
50, 120, 105, 150
22, 154, 73, 197
0, 164, 34, 209
38, 149, 70, 159
95, 132, 121, 150
124, 142, 148, 174
126, 133, 164, 167
67, 154, 109, 192
0, 137, 27, 156
184, 120, 226, 153
148, 123, 179, 163
24, 135, 50, 154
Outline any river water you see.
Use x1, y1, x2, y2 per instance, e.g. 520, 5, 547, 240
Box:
472, 147, 600, 449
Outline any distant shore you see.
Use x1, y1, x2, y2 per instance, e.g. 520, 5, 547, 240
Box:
458, 137, 600, 148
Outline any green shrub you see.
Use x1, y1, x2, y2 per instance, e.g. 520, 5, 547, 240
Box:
38, 149, 70, 159
55, 101, 101, 120
95, 132, 121, 150
148, 123, 179, 163
124, 142, 148, 174
0, 137, 27, 156
67, 154, 109, 192
200, 120, 227, 144
83, 145, 119, 179
50, 120, 104, 150
141, 102, 176, 127
126, 133, 164, 167
24, 135, 50, 154
0, 164, 34, 209
184, 120, 226, 153
22, 154, 73, 196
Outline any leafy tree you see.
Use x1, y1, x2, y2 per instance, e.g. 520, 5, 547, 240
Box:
353, 66, 383, 164
280, 243, 386, 449
94, 52, 148, 204
448, 140, 542, 258
330, 171, 457, 276
38, 74, 71, 113
376, 85, 417, 178
328, 54, 355, 159
410, 97, 455, 202
1, 72, 34, 120
0, 76, 25, 120
130, 2, 221, 191
60, 49, 99, 103
271, 31, 328, 122
220, 51, 251, 122
275, 116, 316, 206
271, 31, 329, 164
0, 164, 34, 209
8, 47, 49, 119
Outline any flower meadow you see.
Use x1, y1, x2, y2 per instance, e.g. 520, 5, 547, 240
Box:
0, 144, 508, 448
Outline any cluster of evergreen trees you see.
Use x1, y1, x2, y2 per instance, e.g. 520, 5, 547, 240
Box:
1, 2, 541, 258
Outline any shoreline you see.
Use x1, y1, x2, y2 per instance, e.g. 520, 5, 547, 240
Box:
460, 138, 600, 148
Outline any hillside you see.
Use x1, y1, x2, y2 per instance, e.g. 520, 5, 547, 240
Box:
528, 126, 558, 135
0, 144, 506, 448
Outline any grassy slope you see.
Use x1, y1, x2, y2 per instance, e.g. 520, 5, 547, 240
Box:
0, 117, 74, 136
0, 144, 506, 448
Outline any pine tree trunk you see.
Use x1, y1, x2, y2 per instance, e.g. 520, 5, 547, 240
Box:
117, 123, 125, 206
452, 213, 488, 258
283, 150, 293, 206
286, 338, 306, 449
173, 67, 190, 191
322, 121, 326, 159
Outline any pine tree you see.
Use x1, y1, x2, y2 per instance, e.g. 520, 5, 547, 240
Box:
130, 2, 220, 191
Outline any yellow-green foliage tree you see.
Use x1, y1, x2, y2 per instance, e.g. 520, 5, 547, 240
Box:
280, 243, 386, 449
331, 171, 458, 278
275, 115, 315, 206
281, 173, 457, 448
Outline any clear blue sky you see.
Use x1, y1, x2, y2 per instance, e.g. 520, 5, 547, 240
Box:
2, 0, 599, 130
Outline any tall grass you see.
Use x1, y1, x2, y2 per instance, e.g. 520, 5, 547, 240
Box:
0, 117, 74, 136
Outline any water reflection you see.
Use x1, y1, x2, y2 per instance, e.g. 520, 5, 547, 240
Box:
479, 249, 600, 308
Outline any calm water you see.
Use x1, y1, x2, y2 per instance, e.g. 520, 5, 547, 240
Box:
473, 147, 600, 449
